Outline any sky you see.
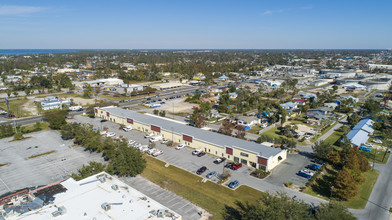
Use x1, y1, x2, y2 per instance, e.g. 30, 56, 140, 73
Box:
0, 0, 391, 49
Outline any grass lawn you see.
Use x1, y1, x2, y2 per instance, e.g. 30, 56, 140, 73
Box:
21, 122, 50, 133
310, 121, 338, 143
141, 156, 265, 219
323, 129, 344, 147
0, 98, 30, 117
304, 165, 379, 209
260, 127, 281, 139
359, 149, 390, 164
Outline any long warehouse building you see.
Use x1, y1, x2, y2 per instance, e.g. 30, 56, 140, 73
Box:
95, 106, 287, 171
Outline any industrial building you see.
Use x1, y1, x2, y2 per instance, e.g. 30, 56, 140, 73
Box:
40, 96, 72, 110
95, 106, 287, 171
1, 172, 181, 220
73, 78, 124, 88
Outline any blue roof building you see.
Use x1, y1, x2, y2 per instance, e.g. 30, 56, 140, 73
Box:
346, 129, 370, 147
352, 119, 374, 134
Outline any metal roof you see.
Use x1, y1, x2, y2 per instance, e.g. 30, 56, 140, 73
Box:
352, 119, 374, 134
102, 107, 283, 159
346, 129, 369, 146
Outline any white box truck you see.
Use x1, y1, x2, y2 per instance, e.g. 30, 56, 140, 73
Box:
149, 134, 163, 142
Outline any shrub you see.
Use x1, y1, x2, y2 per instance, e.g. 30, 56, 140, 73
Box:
250, 169, 271, 179
284, 182, 293, 187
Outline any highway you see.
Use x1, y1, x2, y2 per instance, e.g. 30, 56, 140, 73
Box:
0, 86, 200, 127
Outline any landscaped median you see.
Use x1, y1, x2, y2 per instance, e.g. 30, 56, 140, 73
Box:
141, 156, 265, 219
27, 150, 56, 159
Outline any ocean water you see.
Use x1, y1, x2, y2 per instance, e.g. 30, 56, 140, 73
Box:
0, 49, 80, 55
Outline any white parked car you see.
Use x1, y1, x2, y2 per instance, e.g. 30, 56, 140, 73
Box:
364, 143, 373, 147
161, 138, 169, 144
152, 150, 163, 157
106, 132, 116, 137
149, 135, 163, 142
192, 149, 203, 155
144, 133, 153, 138
304, 135, 311, 140
372, 139, 382, 144
260, 123, 267, 128
123, 125, 133, 132
128, 140, 135, 145
175, 144, 186, 150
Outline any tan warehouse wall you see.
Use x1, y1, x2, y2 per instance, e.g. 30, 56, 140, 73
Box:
95, 108, 286, 171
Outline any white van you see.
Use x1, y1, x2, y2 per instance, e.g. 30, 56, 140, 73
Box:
149, 135, 163, 142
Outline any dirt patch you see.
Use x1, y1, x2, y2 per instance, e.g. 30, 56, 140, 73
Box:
283, 122, 315, 134
155, 98, 195, 114
21, 96, 38, 116
70, 97, 95, 106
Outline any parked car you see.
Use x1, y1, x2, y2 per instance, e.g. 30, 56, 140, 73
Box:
128, 140, 136, 145
311, 158, 325, 165
100, 119, 107, 123
196, 166, 207, 175
214, 158, 226, 164
231, 163, 242, 170
144, 133, 153, 138
228, 180, 239, 189
152, 150, 163, 157
307, 163, 322, 171
297, 170, 313, 179
260, 123, 267, 128
123, 125, 133, 132
192, 149, 203, 155
149, 135, 163, 142
106, 132, 116, 137
373, 139, 382, 144
161, 138, 169, 144
224, 162, 235, 168
175, 144, 186, 150
197, 152, 206, 157
364, 143, 373, 147
359, 146, 372, 152
206, 171, 216, 179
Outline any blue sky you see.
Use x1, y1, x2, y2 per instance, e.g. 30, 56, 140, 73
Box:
0, 0, 391, 49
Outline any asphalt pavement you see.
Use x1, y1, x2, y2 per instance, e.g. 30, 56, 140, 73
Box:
351, 157, 392, 220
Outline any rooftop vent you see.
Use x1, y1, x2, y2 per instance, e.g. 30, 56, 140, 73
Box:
111, 184, 118, 191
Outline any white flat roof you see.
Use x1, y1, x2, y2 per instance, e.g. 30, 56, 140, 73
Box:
13, 172, 181, 220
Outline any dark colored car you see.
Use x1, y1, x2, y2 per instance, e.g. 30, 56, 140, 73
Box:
197, 152, 206, 157
311, 158, 325, 165
231, 163, 242, 170
306, 163, 322, 171
196, 166, 207, 175
224, 162, 235, 168
100, 119, 107, 123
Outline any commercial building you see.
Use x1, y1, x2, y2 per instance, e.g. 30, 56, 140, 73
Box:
73, 78, 124, 89
1, 172, 181, 220
95, 106, 287, 171
40, 97, 71, 110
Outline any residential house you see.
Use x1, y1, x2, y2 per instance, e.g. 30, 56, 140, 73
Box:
280, 102, 298, 111
229, 92, 238, 99
307, 107, 333, 120
293, 98, 306, 105
345, 118, 374, 147
324, 102, 338, 109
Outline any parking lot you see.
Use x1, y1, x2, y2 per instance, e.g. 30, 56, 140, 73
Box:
265, 153, 312, 187
72, 115, 326, 206
0, 130, 104, 196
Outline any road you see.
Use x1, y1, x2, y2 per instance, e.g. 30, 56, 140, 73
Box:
297, 116, 347, 152
0, 87, 200, 126
351, 157, 392, 220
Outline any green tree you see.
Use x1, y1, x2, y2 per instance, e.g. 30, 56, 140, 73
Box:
71, 161, 107, 181
315, 201, 356, 220
347, 113, 360, 127
362, 98, 381, 116
312, 141, 333, 160
333, 168, 358, 200
235, 125, 247, 140
43, 110, 68, 130
108, 143, 146, 176
223, 192, 312, 220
